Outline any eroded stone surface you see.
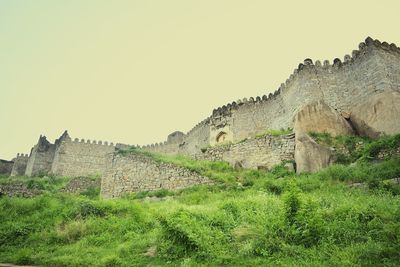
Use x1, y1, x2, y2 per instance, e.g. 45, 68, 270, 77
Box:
350, 91, 400, 138
295, 134, 336, 173
294, 100, 354, 136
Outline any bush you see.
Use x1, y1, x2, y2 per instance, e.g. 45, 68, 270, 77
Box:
56, 220, 88, 243
283, 182, 301, 225
102, 255, 123, 267
362, 134, 400, 159
158, 209, 232, 261
264, 180, 283, 195
80, 186, 100, 199
72, 201, 105, 219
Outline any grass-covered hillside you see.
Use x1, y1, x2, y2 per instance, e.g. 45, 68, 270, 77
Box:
1, 134, 400, 266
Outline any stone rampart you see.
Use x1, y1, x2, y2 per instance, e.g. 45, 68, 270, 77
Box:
101, 152, 213, 199
143, 37, 400, 156
25, 136, 57, 176
51, 138, 116, 177
196, 133, 295, 170
0, 159, 14, 175
10, 154, 29, 176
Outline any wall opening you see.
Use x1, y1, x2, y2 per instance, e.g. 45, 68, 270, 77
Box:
216, 131, 228, 143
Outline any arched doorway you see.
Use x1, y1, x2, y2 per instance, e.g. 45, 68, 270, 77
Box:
216, 131, 227, 143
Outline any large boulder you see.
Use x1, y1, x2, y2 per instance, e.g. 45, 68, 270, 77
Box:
350, 91, 400, 138
295, 133, 336, 173
294, 100, 354, 136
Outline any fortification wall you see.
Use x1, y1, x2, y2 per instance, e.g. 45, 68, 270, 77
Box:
141, 38, 400, 156
101, 152, 213, 199
10, 154, 29, 176
51, 138, 116, 177
209, 38, 400, 145
0, 159, 14, 175
25, 136, 57, 176
143, 118, 211, 156
196, 133, 295, 170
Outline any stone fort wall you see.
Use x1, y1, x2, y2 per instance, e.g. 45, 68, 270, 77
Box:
51, 138, 116, 177
0, 159, 14, 175
7, 131, 127, 178
142, 37, 400, 156
101, 152, 213, 199
196, 133, 295, 170
25, 136, 57, 176
10, 154, 29, 176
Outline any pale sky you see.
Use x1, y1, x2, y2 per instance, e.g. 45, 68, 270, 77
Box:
1, 0, 399, 160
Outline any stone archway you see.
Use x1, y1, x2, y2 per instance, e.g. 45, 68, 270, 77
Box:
216, 131, 227, 143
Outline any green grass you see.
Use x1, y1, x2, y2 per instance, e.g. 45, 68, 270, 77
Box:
309, 132, 400, 164
0, 175, 73, 193
1, 135, 400, 266
256, 127, 293, 138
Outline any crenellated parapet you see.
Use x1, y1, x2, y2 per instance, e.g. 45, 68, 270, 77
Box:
10, 153, 29, 176
15, 153, 29, 158
50, 132, 133, 177
205, 37, 400, 143
71, 137, 116, 147
209, 37, 400, 120
142, 37, 400, 155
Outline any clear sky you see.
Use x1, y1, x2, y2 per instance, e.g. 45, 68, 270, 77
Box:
1, 0, 399, 160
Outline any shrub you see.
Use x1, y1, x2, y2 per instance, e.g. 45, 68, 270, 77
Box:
283, 182, 301, 225
158, 209, 231, 261
264, 180, 283, 195
72, 201, 105, 219
102, 255, 123, 267
80, 186, 100, 199
56, 220, 88, 243
15, 249, 34, 265
362, 134, 400, 159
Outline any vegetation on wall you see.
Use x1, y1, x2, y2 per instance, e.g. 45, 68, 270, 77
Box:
0, 134, 400, 266
256, 127, 294, 138
309, 132, 400, 163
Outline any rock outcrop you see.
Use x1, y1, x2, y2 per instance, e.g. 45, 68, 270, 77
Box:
294, 100, 354, 136
350, 91, 400, 138
295, 134, 336, 173
293, 101, 350, 173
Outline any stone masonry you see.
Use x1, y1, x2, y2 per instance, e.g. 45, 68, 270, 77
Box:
51, 135, 116, 177
101, 152, 213, 199
0, 159, 14, 176
143, 37, 400, 156
5, 131, 129, 178
10, 154, 29, 176
196, 133, 295, 170
2, 37, 400, 195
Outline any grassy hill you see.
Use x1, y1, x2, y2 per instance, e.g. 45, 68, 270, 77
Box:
1, 134, 400, 266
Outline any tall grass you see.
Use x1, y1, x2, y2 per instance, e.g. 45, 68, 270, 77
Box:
1, 135, 400, 266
